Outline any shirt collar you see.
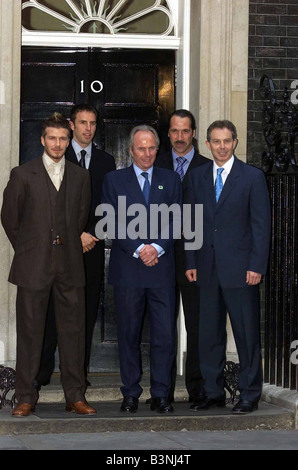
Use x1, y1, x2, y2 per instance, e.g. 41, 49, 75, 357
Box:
72, 139, 92, 159
172, 146, 195, 164
213, 155, 234, 174
42, 152, 65, 170
133, 163, 153, 179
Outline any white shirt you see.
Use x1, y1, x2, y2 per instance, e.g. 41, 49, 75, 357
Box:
42, 152, 65, 190
213, 155, 235, 186
72, 139, 92, 169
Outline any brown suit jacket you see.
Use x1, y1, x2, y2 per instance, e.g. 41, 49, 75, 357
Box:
1, 157, 91, 290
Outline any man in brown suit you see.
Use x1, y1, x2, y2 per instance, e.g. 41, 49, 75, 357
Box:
1, 113, 96, 417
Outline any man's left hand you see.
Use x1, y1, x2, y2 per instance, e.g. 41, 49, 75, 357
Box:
246, 271, 262, 285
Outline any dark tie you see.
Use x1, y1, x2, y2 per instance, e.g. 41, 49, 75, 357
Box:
215, 168, 224, 202
176, 157, 187, 181
80, 149, 87, 168
141, 172, 150, 205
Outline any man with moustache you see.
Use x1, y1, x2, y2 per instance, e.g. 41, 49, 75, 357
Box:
35, 104, 115, 388
155, 110, 209, 404
1, 113, 96, 416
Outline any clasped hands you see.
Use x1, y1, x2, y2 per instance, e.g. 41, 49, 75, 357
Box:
139, 244, 158, 267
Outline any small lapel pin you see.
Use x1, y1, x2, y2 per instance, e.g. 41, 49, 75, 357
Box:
158, 185, 164, 190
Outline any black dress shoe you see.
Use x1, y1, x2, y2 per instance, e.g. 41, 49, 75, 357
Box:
151, 397, 174, 413
232, 399, 258, 414
190, 397, 226, 410
120, 396, 139, 413
189, 393, 206, 404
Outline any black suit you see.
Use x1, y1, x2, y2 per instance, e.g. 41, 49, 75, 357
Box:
36, 143, 115, 384
154, 149, 209, 400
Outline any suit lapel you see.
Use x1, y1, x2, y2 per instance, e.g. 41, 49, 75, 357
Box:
150, 168, 168, 205
203, 163, 217, 211
125, 165, 146, 205
66, 144, 78, 165
31, 158, 53, 228
64, 160, 80, 226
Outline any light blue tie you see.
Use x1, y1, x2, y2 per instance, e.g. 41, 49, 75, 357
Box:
215, 168, 224, 202
141, 172, 150, 205
176, 157, 187, 181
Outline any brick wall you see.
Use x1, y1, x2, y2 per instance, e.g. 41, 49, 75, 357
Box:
247, 0, 298, 166
247, 1, 298, 349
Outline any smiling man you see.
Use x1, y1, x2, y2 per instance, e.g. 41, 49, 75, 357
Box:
102, 125, 182, 414
184, 120, 271, 414
1, 113, 96, 417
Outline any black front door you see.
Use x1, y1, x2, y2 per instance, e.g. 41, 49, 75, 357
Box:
21, 46, 175, 372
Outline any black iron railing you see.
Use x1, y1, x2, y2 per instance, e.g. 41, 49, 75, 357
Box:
260, 75, 298, 391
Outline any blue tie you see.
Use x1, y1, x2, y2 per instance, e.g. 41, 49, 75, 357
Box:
215, 168, 224, 202
141, 172, 150, 204
176, 157, 187, 181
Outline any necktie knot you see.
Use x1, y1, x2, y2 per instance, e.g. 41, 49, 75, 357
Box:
176, 157, 187, 181
49, 163, 62, 190
215, 167, 224, 202
80, 150, 87, 168
141, 172, 150, 204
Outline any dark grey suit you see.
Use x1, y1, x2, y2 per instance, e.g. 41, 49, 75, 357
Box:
1, 157, 91, 406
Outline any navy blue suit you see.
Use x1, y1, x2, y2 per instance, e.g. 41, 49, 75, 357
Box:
184, 157, 271, 402
102, 165, 182, 398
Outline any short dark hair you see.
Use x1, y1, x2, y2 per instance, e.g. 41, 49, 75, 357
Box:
42, 112, 71, 138
70, 104, 98, 123
206, 120, 238, 142
169, 109, 197, 131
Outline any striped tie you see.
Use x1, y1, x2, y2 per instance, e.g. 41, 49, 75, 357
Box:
176, 157, 187, 181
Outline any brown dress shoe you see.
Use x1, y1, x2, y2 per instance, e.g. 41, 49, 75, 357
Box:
12, 403, 35, 417
65, 401, 97, 415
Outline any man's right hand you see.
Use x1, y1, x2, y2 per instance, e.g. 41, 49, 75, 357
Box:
81, 232, 99, 253
185, 269, 197, 282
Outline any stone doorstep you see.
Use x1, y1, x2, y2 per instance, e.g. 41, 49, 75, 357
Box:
37, 375, 298, 429
262, 384, 298, 430
0, 401, 295, 436
1, 374, 297, 434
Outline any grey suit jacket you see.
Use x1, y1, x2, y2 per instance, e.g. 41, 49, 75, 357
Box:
1, 157, 91, 289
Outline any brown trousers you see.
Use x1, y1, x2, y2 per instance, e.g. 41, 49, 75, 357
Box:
15, 267, 86, 406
